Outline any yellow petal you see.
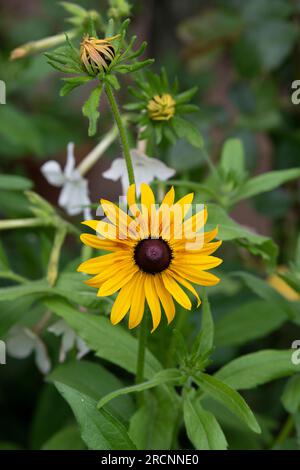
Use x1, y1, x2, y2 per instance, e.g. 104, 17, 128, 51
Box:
175, 207, 208, 240
175, 240, 222, 256
173, 226, 220, 250
172, 266, 220, 286
77, 252, 129, 274
97, 266, 138, 296
204, 226, 219, 243
153, 274, 175, 324
80, 233, 124, 252
161, 272, 192, 310
173, 255, 223, 269
128, 273, 146, 329
82, 220, 123, 242
84, 259, 131, 287
173, 192, 194, 221
100, 199, 139, 240
169, 270, 201, 307
160, 186, 175, 208
141, 183, 155, 211
161, 192, 194, 239
141, 183, 156, 233
144, 274, 161, 332
127, 184, 141, 218
110, 279, 135, 325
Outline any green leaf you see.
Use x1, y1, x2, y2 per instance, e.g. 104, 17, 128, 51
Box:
0, 296, 38, 338
215, 300, 287, 347
42, 425, 85, 450
207, 203, 278, 266
129, 388, 179, 450
172, 116, 204, 148
0, 175, 33, 191
192, 293, 214, 359
82, 85, 103, 137
233, 168, 300, 203
175, 86, 198, 105
281, 375, 300, 414
183, 390, 227, 450
60, 2, 87, 17
60, 76, 93, 96
55, 382, 136, 450
105, 74, 120, 90
29, 384, 73, 450
97, 369, 183, 409
54, 272, 100, 308
0, 104, 43, 156
245, 20, 297, 71
44, 297, 162, 378
216, 350, 300, 390
0, 241, 9, 270
233, 272, 296, 320
47, 360, 134, 423
220, 138, 246, 180
0, 279, 49, 302
195, 373, 261, 433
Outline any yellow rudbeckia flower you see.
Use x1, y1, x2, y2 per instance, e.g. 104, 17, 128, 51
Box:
78, 183, 222, 331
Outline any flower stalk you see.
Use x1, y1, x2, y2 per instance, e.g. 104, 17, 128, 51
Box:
47, 225, 67, 287
77, 124, 119, 176
0, 218, 47, 231
105, 82, 149, 387
135, 310, 148, 404
10, 30, 77, 60
105, 82, 135, 185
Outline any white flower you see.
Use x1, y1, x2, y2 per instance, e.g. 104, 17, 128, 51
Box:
41, 143, 92, 220
102, 149, 175, 195
6, 326, 51, 374
48, 319, 90, 363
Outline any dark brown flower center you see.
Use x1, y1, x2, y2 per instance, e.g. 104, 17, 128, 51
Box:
134, 238, 172, 274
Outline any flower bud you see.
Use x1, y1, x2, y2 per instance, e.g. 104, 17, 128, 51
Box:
80, 35, 118, 75
147, 93, 176, 121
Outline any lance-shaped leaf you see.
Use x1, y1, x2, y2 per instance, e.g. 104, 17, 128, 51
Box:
220, 138, 246, 181
129, 388, 180, 450
55, 382, 136, 450
191, 293, 214, 360
194, 373, 261, 434
172, 116, 204, 149
282, 374, 300, 414
216, 350, 300, 390
232, 168, 300, 204
97, 369, 183, 409
233, 272, 297, 320
44, 297, 162, 379
183, 389, 227, 450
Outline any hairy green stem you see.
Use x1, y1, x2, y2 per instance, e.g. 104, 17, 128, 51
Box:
105, 82, 148, 392
105, 82, 135, 185
47, 226, 67, 287
135, 311, 148, 398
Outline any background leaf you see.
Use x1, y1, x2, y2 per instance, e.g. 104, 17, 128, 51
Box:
216, 350, 300, 390
183, 390, 227, 450
55, 382, 136, 450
